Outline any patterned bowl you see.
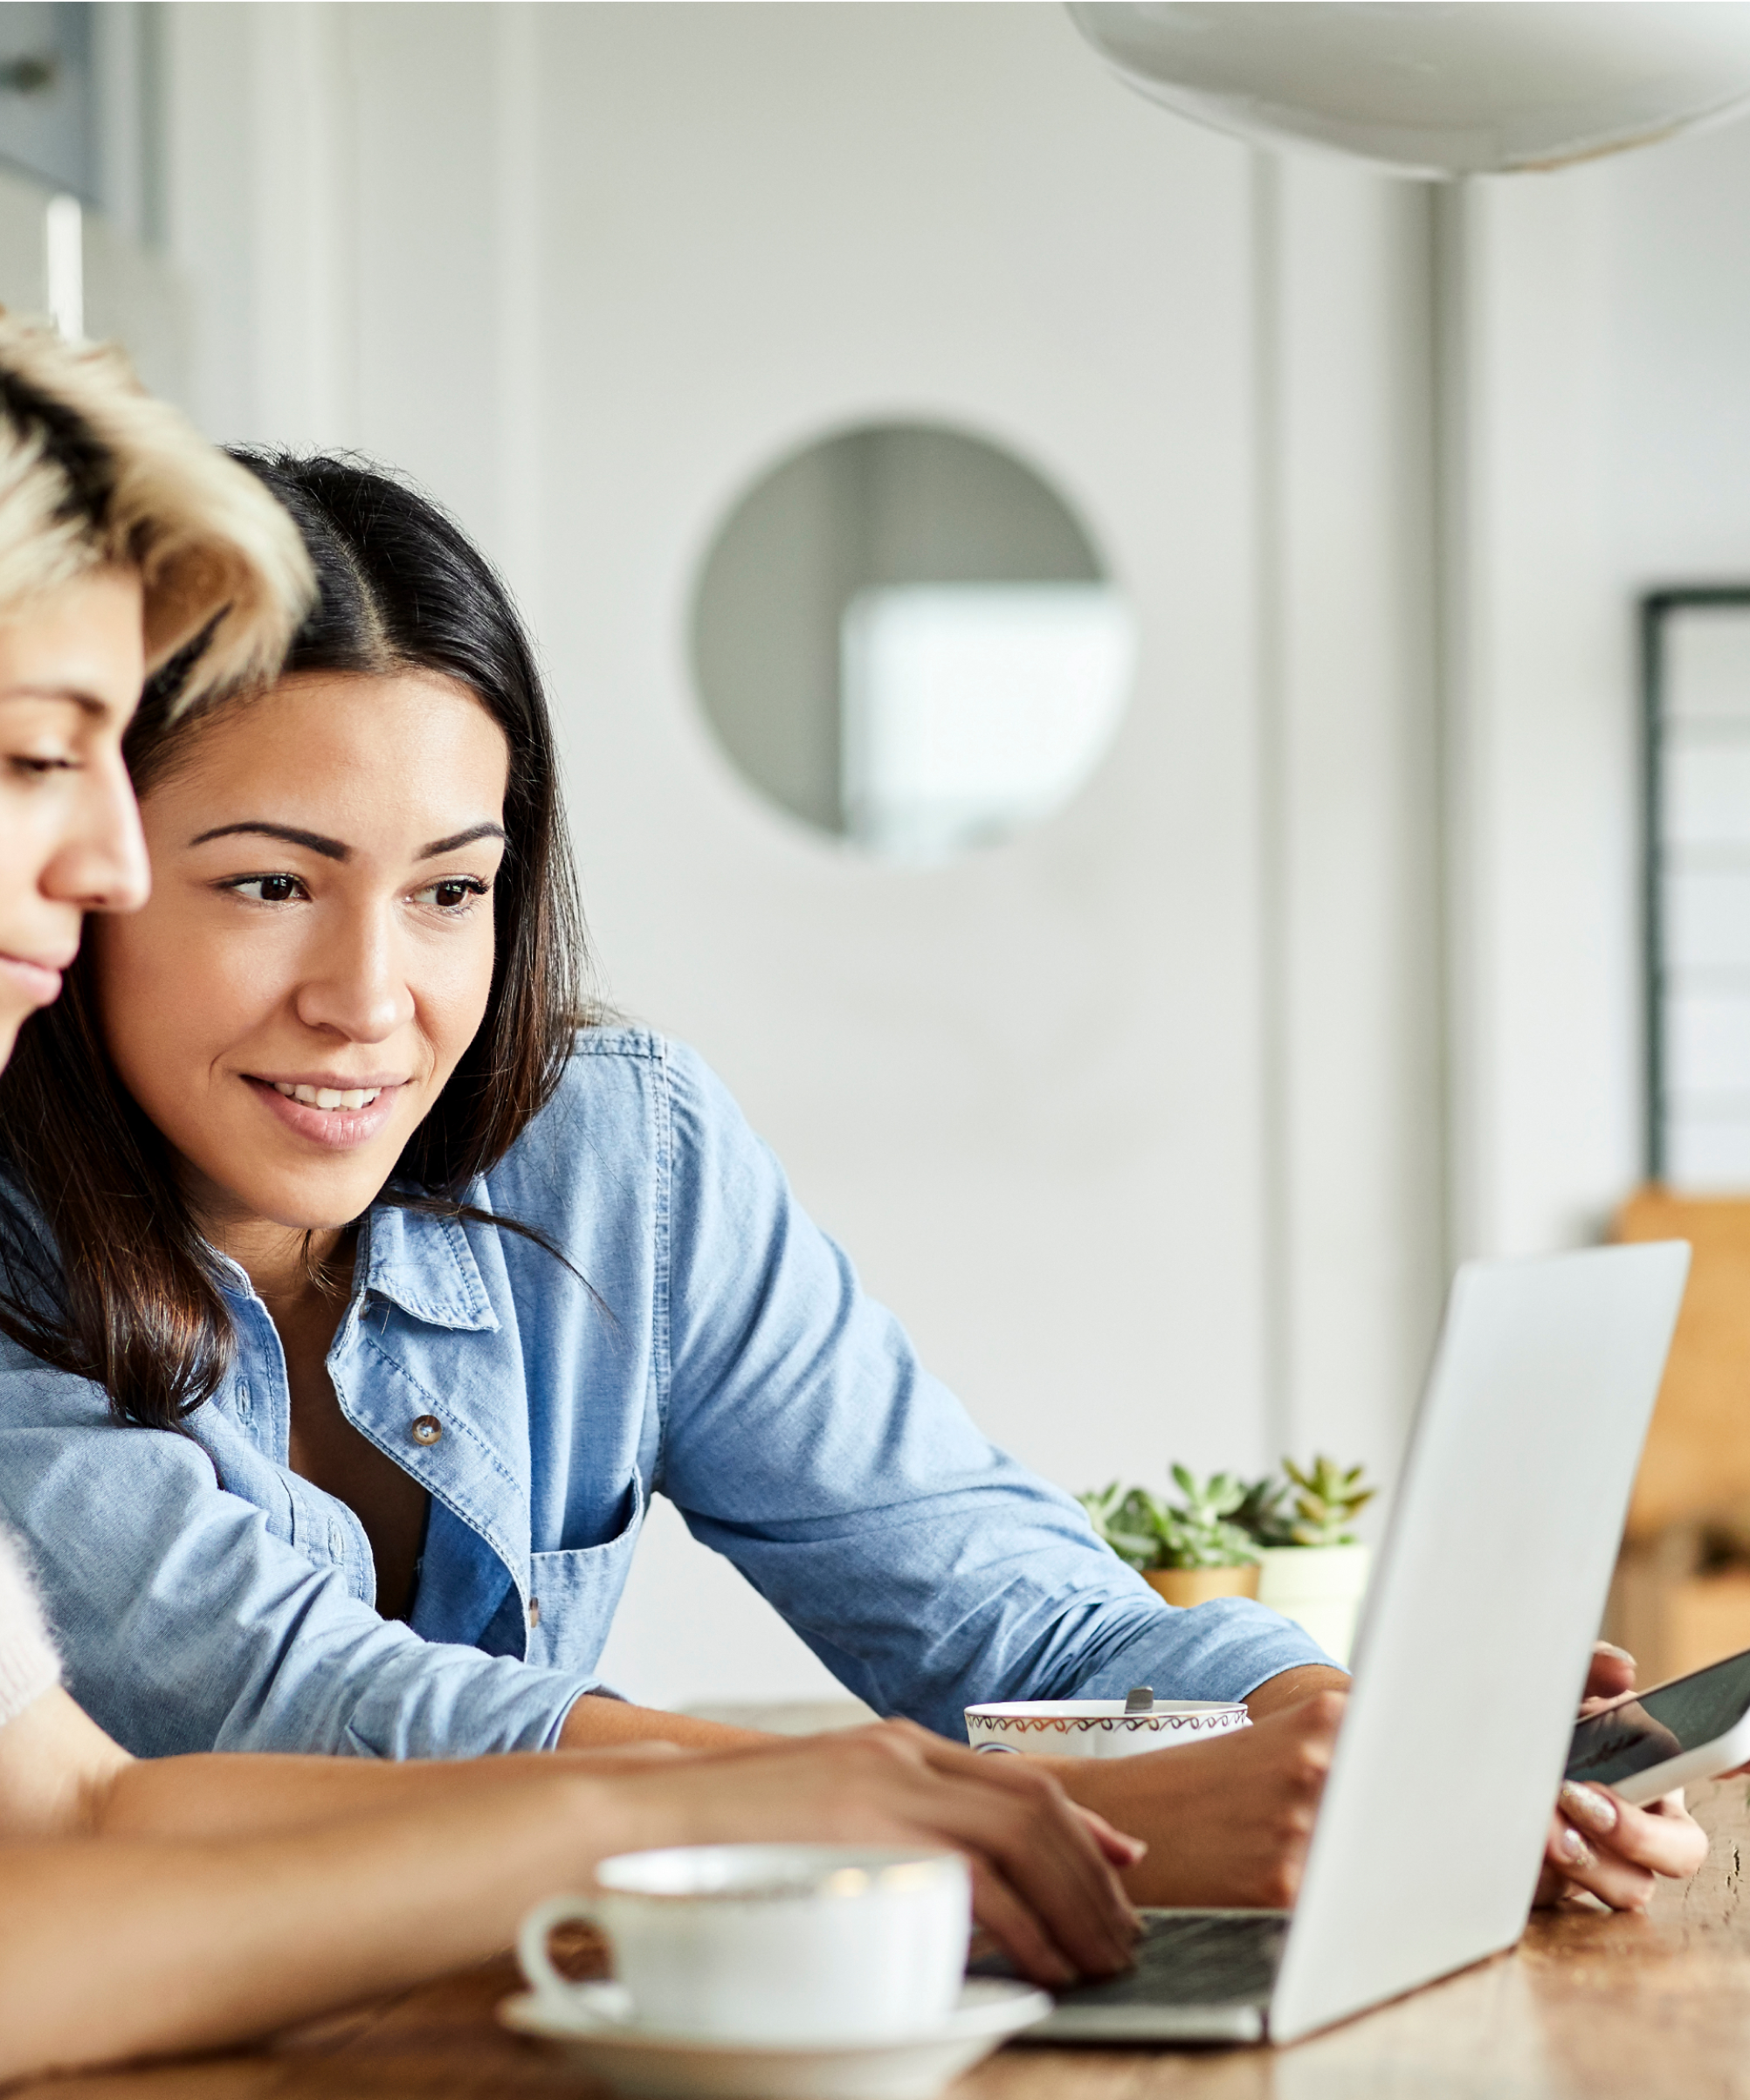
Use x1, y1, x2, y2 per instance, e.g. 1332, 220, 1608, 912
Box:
963, 1699, 1250, 1760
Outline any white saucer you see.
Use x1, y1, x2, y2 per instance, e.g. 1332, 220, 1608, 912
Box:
497, 1978, 1052, 2100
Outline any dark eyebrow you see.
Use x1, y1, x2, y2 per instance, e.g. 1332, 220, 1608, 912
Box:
187, 822, 350, 861
419, 823, 506, 858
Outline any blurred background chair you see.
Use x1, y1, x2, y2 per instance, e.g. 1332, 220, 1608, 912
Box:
1610, 1189, 1750, 1682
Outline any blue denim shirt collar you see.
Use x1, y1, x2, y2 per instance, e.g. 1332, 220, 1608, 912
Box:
204, 1199, 520, 1632
207, 1201, 500, 1335
360, 1201, 500, 1333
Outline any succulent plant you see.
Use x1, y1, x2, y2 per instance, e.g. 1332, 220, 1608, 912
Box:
1083, 1456, 1373, 1568
1231, 1473, 1296, 1547
1154, 1465, 1261, 1569
1278, 1455, 1375, 1547
1076, 1482, 1166, 1572
1078, 1468, 1259, 1571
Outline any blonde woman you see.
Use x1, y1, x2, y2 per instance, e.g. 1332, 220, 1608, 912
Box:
0, 315, 1144, 2079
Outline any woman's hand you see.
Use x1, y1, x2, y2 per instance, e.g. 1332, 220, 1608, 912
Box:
1533, 1642, 1709, 1911
1535, 1781, 1706, 1910
1045, 1685, 1349, 1908
607, 1719, 1145, 1988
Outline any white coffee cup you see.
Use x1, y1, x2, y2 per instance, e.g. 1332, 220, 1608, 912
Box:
964, 1698, 1250, 1759
517, 1843, 972, 2043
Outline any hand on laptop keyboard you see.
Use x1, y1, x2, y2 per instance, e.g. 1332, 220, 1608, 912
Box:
1047, 1683, 1349, 1908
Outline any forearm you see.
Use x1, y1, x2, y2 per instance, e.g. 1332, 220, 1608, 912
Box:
93, 1739, 692, 1842
1242, 1663, 1349, 1718
1045, 1663, 1348, 1814
89, 1697, 762, 1842
556, 1691, 769, 1753
1051, 1666, 1348, 1826
0, 1766, 648, 2082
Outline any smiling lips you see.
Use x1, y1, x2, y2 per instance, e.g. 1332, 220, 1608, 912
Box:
272, 1080, 382, 1112
246, 1073, 405, 1150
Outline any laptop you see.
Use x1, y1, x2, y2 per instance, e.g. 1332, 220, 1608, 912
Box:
992, 1243, 1691, 2046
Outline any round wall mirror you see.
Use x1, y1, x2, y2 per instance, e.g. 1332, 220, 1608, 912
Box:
689, 422, 1135, 863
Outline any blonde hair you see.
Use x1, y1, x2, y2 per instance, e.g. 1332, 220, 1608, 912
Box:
0, 315, 313, 709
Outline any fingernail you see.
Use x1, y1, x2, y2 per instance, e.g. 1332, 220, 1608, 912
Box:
1561, 1782, 1619, 1834
1595, 1642, 1636, 1664
1561, 1826, 1594, 1866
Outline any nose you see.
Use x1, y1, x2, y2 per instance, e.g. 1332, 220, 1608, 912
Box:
293, 905, 415, 1044
39, 746, 151, 915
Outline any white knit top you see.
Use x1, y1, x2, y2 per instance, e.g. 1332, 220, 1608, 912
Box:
0, 1525, 60, 1728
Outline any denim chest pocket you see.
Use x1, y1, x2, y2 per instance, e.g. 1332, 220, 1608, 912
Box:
524, 1478, 644, 1672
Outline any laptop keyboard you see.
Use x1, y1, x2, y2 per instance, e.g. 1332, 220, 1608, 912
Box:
972, 1909, 1288, 2010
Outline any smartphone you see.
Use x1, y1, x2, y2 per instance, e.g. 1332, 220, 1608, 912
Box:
1565, 1645, 1750, 1804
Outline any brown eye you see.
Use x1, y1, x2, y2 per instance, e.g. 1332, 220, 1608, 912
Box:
414, 877, 488, 911
230, 874, 303, 904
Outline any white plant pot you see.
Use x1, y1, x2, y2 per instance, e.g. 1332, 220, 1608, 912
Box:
1252, 1544, 1372, 1669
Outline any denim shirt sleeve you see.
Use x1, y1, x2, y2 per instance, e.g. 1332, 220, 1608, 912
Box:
0, 1346, 598, 1759
654, 1044, 1331, 1738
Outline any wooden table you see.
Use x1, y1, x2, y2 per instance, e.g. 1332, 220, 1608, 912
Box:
31, 1777, 1750, 2099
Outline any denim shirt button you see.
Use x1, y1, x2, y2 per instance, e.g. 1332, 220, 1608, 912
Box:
410, 1414, 443, 1446
527, 1594, 540, 1628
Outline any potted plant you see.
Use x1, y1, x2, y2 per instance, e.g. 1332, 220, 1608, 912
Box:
1236, 1456, 1375, 1667
1078, 1466, 1261, 1607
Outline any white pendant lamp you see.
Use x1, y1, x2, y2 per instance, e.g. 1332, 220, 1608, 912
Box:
1069, 3, 1750, 178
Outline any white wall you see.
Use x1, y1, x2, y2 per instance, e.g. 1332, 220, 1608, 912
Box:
1429, 119, 1750, 1277
1606, 120, 1750, 586
152, 2, 1459, 1708
1439, 170, 1633, 1264
1268, 162, 1446, 1473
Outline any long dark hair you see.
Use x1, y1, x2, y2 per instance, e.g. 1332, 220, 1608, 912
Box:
0, 453, 592, 1431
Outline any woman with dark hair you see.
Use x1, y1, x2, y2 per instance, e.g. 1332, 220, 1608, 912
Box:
0, 452, 1692, 1911
0, 338, 1161, 2079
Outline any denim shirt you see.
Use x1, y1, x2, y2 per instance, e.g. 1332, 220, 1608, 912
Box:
0, 1031, 1327, 1758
